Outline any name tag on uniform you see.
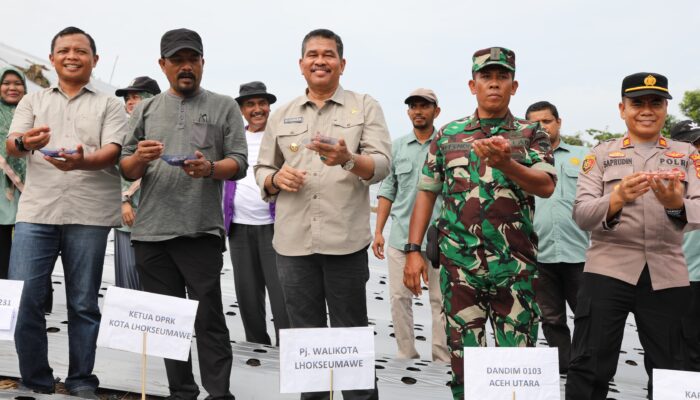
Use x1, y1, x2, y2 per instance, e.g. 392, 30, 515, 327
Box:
284, 117, 303, 124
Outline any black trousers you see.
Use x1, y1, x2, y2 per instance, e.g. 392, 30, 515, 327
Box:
228, 223, 289, 346
536, 262, 584, 373
276, 247, 378, 400
565, 268, 691, 400
134, 235, 234, 400
683, 281, 700, 371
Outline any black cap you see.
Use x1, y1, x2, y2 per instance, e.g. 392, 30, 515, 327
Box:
670, 120, 700, 144
160, 28, 203, 58
235, 81, 277, 105
621, 72, 672, 99
115, 76, 161, 97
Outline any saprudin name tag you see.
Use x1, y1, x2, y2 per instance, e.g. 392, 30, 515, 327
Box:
653, 368, 700, 399
279, 327, 375, 393
96, 287, 198, 361
464, 347, 560, 400
0, 280, 23, 341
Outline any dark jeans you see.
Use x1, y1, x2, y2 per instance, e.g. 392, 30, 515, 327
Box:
9, 223, 110, 393
276, 247, 378, 400
228, 223, 289, 346
133, 235, 234, 400
565, 268, 690, 400
536, 262, 584, 373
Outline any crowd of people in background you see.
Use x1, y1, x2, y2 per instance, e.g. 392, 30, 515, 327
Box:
0, 25, 699, 400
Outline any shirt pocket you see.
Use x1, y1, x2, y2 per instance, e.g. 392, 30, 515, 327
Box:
190, 121, 220, 150
561, 166, 580, 200
332, 114, 364, 152
602, 165, 632, 194
394, 159, 414, 190
73, 113, 102, 152
277, 123, 309, 168
445, 156, 474, 194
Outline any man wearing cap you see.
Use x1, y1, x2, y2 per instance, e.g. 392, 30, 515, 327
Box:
113, 76, 161, 290
223, 81, 289, 346
5, 26, 127, 398
255, 28, 390, 400
372, 88, 449, 362
525, 101, 590, 374
403, 47, 556, 399
671, 120, 700, 371
565, 73, 700, 400
120, 28, 247, 400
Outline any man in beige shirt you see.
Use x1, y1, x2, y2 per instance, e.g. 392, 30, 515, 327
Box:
566, 72, 700, 400
5, 27, 126, 399
255, 28, 391, 400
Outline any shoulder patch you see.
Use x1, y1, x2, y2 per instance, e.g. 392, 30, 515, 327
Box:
582, 154, 596, 174
689, 154, 700, 161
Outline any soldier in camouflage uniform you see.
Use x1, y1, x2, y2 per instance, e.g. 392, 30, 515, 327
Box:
403, 47, 557, 400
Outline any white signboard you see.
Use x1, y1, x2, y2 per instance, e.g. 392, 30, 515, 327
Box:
653, 368, 700, 399
279, 327, 375, 393
464, 347, 560, 400
0, 280, 23, 341
97, 286, 198, 361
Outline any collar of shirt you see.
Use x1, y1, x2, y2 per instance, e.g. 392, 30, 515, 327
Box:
165, 87, 205, 101
299, 85, 346, 109
464, 108, 517, 131
50, 81, 96, 98
406, 127, 438, 145
555, 140, 574, 153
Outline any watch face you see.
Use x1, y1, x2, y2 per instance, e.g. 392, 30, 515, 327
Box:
342, 158, 355, 171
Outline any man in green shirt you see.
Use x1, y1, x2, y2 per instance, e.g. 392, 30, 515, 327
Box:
372, 88, 449, 362
527, 101, 590, 374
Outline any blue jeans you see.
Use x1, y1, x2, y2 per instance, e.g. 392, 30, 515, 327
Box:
9, 223, 110, 393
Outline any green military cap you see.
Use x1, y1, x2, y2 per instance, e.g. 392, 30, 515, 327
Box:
621, 72, 672, 99
472, 47, 516, 73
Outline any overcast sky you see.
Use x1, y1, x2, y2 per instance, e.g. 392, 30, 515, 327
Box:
3, 0, 700, 140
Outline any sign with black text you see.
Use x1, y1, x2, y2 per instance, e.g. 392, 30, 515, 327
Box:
279, 327, 375, 393
0, 280, 23, 341
96, 287, 198, 361
464, 347, 560, 400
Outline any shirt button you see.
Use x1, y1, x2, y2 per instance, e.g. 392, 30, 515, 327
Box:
313, 195, 318, 199
313, 217, 317, 221
313, 172, 318, 176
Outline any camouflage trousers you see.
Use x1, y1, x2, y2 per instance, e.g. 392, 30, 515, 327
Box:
441, 257, 540, 400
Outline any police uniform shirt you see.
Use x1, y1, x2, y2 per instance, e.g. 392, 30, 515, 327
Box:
573, 134, 700, 290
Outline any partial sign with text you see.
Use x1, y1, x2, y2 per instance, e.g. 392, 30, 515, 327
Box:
653, 368, 700, 399
464, 347, 560, 400
279, 327, 375, 393
0, 280, 23, 341
96, 286, 198, 361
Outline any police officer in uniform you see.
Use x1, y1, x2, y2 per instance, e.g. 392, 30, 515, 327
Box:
404, 47, 557, 400
565, 73, 700, 400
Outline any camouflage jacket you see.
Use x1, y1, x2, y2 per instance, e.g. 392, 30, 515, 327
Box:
418, 110, 556, 274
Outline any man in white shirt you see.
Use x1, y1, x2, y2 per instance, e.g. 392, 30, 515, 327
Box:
223, 81, 289, 345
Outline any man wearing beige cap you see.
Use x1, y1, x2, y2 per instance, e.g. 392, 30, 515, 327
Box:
372, 88, 449, 362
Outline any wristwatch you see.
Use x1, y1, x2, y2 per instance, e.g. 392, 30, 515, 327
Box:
341, 154, 355, 171
14, 136, 28, 152
403, 243, 422, 253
